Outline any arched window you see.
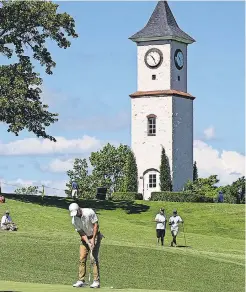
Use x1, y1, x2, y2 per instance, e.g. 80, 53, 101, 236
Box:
147, 114, 156, 136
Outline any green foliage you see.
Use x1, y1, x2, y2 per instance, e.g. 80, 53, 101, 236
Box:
66, 158, 94, 198
150, 191, 214, 203
89, 143, 130, 194
184, 175, 245, 204
111, 192, 143, 201
66, 144, 131, 198
184, 175, 220, 198
14, 186, 40, 196
0, 1, 78, 140
221, 176, 245, 204
193, 161, 198, 181
123, 150, 138, 192
159, 146, 172, 191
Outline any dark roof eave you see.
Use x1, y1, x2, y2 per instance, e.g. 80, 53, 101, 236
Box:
129, 35, 195, 44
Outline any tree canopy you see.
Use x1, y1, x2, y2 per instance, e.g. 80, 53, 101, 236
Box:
0, 1, 78, 141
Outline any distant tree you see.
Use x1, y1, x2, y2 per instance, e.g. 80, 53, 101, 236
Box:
193, 161, 198, 181
123, 149, 138, 192
66, 144, 131, 197
160, 147, 172, 191
184, 175, 219, 198
221, 176, 245, 204
89, 143, 130, 194
66, 158, 93, 198
0, 1, 78, 141
15, 186, 39, 195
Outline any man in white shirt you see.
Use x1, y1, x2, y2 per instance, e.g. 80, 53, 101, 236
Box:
169, 209, 183, 247
69, 203, 102, 289
1, 210, 17, 231
154, 208, 166, 246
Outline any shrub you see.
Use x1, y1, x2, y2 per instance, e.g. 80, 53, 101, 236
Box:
80, 191, 96, 200
150, 192, 214, 203
223, 193, 237, 204
111, 192, 143, 201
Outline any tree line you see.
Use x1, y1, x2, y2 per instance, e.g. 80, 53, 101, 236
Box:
65, 143, 244, 203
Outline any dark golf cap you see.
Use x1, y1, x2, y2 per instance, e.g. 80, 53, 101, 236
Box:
160, 208, 164, 212
173, 209, 177, 213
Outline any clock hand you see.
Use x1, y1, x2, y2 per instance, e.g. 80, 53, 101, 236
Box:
151, 55, 156, 64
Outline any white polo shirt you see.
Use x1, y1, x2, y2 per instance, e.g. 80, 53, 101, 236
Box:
169, 215, 183, 231
1, 215, 12, 227
155, 214, 166, 230
72, 208, 98, 237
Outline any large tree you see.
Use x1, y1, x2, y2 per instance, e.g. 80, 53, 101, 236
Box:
159, 146, 172, 191
123, 149, 138, 192
0, 1, 78, 141
89, 143, 130, 193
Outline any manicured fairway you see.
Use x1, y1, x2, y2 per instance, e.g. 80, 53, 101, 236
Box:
0, 195, 244, 292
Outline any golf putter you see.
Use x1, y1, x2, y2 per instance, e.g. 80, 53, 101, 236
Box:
182, 222, 187, 247
89, 249, 94, 283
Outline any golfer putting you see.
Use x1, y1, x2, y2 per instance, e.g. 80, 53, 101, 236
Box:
69, 203, 102, 288
169, 209, 183, 247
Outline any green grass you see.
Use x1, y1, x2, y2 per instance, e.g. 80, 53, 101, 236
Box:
0, 280, 179, 292
0, 194, 245, 292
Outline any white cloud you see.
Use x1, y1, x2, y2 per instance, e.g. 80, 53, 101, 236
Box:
0, 135, 103, 156
48, 158, 75, 173
204, 126, 215, 140
194, 140, 245, 185
46, 155, 94, 173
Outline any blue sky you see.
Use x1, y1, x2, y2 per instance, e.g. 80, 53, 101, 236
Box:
0, 1, 245, 195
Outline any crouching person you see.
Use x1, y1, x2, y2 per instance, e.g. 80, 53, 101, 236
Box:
69, 203, 102, 288
1, 210, 18, 231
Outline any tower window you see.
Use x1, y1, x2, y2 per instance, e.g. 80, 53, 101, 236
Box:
147, 114, 156, 136
149, 174, 156, 188
178, 76, 180, 81
152, 75, 156, 80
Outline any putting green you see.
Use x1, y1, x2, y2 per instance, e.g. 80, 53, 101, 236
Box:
0, 280, 182, 292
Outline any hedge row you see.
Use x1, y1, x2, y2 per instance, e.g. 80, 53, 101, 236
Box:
111, 192, 143, 201
150, 192, 214, 203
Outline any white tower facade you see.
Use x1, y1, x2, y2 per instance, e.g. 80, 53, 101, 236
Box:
129, 1, 196, 200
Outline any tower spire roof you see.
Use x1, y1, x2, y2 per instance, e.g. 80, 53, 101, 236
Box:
129, 1, 195, 44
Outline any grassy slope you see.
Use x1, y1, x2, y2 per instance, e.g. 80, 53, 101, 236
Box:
0, 195, 244, 292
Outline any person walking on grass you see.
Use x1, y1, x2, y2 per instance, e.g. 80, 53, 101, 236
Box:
69, 202, 102, 289
169, 209, 183, 247
71, 181, 78, 198
154, 208, 166, 246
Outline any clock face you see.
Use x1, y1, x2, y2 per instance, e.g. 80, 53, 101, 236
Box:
174, 49, 184, 70
144, 48, 163, 69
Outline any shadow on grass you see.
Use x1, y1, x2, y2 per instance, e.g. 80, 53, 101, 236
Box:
2, 193, 149, 214
176, 245, 192, 248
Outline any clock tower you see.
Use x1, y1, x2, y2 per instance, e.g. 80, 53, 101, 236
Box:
129, 1, 196, 200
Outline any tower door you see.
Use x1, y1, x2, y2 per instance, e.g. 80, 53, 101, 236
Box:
143, 169, 159, 200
